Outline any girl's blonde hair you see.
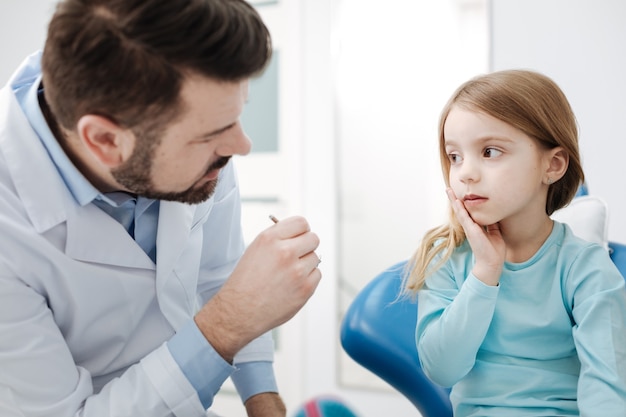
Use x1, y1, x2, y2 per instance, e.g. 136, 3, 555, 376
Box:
404, 70, 584, 294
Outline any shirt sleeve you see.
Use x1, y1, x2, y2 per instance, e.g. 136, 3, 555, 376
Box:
167, 319, 236, 410
167, 321, 278, 408
565, 245, 626, 416
417, 267, 499, 387
174, 159, 278, 405
231, 361, 278, 402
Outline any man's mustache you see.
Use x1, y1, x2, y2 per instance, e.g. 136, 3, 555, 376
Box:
206, 156, 231, 175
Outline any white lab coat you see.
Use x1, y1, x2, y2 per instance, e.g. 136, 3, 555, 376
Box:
0, 56, 273, 416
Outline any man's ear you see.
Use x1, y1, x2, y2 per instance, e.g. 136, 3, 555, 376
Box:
545, 146, 569, 184
76, 115, 135, 168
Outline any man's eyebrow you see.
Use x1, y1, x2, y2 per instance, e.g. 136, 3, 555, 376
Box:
196, 122, 237, 139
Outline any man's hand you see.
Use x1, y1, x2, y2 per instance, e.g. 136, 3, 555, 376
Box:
195, 216, 321, 362
244, 393, 286, 417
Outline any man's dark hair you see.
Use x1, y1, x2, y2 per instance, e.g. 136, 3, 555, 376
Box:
42, 0, 272, 132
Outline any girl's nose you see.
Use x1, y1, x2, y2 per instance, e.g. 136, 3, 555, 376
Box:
458, 158, 479, 183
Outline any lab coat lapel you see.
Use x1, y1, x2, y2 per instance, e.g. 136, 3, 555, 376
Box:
155, 201, 199, 329
65, 203, 156, 269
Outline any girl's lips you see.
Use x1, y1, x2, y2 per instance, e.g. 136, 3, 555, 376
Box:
463, 194, 487, 207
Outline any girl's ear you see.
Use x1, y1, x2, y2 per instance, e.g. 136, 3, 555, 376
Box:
544, 146, 569, 185
76, 115, 135, 168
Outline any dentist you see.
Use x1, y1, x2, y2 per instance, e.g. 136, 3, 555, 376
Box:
0, 0, 321, 416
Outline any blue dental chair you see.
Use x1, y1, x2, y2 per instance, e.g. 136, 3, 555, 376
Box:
339, 260, 452, 417
340, 191, 626, 416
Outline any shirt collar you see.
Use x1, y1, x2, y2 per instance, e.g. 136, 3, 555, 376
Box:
17, 74, 102, 207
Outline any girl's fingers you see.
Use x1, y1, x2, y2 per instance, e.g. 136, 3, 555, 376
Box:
447, 188, 472, 227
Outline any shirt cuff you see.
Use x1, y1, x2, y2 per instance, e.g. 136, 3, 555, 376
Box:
231, 361, 278, 402
467, 272, 501, 296
167, 319, 236, 410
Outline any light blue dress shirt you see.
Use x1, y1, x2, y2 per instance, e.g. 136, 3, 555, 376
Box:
14, 69, 275, 409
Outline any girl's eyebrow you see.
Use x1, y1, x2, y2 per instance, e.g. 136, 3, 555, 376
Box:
445, 136, 515, 147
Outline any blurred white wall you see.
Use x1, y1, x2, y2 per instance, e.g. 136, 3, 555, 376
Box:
0, 0, 56, 84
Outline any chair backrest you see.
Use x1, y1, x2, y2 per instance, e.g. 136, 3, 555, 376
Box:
340, 247, 626, 417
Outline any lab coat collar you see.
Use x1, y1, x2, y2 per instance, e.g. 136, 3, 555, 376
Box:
0, 84, 158, 270
0, 78, 70, 233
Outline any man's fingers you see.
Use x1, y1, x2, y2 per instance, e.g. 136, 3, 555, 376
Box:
269, 216, 311, 239
269, 216, 320, 258
302, 251, 322, 271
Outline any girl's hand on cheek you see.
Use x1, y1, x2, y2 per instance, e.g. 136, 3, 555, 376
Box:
446, 188, 505, 286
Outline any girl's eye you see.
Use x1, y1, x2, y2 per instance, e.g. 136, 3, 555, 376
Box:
484, 148, 502, 158
448, 153, 462, 164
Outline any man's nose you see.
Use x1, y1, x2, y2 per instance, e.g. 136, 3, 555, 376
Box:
217, 124, 252, 157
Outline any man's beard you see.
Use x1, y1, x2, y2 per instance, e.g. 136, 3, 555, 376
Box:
111, 136, 230, 205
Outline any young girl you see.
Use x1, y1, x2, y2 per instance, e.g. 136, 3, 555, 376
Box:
404, 70, 626, 416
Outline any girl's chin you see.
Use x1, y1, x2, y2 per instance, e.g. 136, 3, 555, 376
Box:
467, 213, 498, 228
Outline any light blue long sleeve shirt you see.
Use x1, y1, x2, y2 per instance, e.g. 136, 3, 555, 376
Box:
13, 54, 276, 410
417, 222, 626, 416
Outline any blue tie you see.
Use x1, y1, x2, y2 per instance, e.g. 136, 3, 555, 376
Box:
93, 192, 158, 262
133, 197, 159, 262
